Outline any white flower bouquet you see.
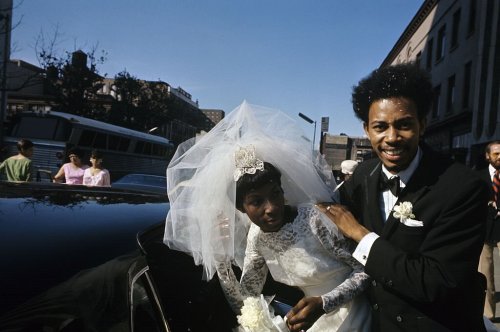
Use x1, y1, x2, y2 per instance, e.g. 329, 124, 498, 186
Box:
236, 295, 289, 332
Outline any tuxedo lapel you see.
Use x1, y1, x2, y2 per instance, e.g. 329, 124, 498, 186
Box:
381, 151, 432, 238
364, 162, 386, 234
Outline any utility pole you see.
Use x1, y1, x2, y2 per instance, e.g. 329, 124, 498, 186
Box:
0, 0, 12, 149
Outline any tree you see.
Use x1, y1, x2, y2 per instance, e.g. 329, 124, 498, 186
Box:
36, 28, 108, 120
108, 70, 142, 128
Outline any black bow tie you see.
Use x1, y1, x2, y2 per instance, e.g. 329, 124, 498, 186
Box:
379, 173, 400, 196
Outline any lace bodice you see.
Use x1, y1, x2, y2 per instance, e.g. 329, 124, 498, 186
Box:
217, 204, 369, 314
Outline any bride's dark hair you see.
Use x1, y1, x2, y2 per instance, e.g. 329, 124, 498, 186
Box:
235, 162, 282, 210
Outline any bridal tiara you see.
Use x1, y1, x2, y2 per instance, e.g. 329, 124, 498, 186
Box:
233, 145, 264, 181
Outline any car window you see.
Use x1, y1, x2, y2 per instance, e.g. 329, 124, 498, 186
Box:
130, 267, 170, 332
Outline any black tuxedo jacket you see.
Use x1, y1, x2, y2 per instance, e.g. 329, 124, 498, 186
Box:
341, 147, 489, 332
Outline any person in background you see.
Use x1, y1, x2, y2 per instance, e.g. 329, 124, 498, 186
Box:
53, 147, 89, 185
0, 138, 34, 182
478, 140, 500, 321
83, 149, 110, 187
319, 63, 490, 331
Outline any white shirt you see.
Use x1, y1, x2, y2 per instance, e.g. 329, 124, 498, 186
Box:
489, 164, 497, 182
353, 148, 422, 265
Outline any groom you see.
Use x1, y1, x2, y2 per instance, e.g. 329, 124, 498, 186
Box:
320, 63, 489, 331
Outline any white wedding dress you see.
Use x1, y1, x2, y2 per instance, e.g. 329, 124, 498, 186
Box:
218, 204, 371, 332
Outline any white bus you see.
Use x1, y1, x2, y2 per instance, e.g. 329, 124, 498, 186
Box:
2, 111, 175, 181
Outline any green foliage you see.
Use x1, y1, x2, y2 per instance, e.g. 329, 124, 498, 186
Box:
38, 48, 108, 120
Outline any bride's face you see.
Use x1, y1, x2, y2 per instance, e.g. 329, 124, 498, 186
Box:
241, 182, 285, 233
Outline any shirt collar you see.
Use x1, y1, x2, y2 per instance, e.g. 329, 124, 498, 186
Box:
489, 164, 498, 178
381, 147, 422, 189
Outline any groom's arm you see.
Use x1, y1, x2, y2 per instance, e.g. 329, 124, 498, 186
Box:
322, 176, 488, 303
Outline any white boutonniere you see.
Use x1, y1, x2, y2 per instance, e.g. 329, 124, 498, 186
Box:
392, 201, 424, 227
237, 295, 289, 332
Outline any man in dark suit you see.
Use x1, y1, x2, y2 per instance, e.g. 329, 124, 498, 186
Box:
318, 63, 489, 331
478, 140, 500, 320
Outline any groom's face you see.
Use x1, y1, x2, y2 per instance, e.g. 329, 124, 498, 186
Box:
364, 97, 425, 174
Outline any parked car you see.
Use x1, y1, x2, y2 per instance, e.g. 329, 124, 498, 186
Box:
0, 182, 301, 331
112, 173, 167, 195
0, 182, 170, 331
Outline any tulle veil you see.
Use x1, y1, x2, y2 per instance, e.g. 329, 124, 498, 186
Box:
163, 101, 337, 279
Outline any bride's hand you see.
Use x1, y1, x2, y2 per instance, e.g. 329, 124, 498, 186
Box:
285, 296, 324, 332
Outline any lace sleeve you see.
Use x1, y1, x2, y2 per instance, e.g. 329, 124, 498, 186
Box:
216, 261, 244, 313
240, 224, 268, 298
309, 207, 370, 313
216, 225, 269, 313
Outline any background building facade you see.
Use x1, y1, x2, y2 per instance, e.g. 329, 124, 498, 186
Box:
381, 0, 499, 168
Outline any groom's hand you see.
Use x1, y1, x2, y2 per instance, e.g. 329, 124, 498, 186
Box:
285, 296, 324, 332
316, 203, 369, 243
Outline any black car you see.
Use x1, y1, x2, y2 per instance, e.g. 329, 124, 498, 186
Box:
112, 173, 167, 195
0, 182, 171, 331
0, 182, 301, 331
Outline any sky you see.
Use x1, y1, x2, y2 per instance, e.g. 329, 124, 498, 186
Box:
10, 0, 423, 147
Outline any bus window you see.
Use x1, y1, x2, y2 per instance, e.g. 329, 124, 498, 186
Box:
118, 138, 130, 151
12, 117, 68, 140
108, 135, 120, 150
152, 144, 160, 156
93, 132, 107, 149
135, 141, 144, 154
54, 120, 72, 141
79, 130, 95, 147
143, 142, 152, 155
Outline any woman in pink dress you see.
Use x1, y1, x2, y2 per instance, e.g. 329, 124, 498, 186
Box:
53, 147, 89, 185
83, 149, 111, 187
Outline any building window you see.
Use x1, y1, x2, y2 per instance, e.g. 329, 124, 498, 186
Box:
467, 0, 476, 35
462, 61, 472, 109
451, 9, 461, 49
426, 38, 434, 69
432, 85, 441, 118
436, 25, 446, 62
446, 75, 456, 113
415, 51, 422, 68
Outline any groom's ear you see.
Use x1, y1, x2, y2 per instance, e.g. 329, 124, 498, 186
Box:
363, 122, 369, 137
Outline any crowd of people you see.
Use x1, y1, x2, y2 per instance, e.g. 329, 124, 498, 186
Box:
164, 63, 498, 332
0, 144, 110, 187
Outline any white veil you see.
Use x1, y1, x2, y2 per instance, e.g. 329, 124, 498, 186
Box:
163, 101, 338, 279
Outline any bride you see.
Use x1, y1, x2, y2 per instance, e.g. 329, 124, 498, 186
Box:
164, 101, 371, 331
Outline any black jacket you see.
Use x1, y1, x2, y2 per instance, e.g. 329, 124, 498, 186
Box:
341, 147, 488, 332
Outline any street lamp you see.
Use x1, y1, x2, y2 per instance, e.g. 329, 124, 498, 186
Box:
298, 112, 317, 151
148, 126, 159, 134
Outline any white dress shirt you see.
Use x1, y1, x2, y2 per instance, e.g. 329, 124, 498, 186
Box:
353, 148, 422, 265
489, 164, 497, 182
